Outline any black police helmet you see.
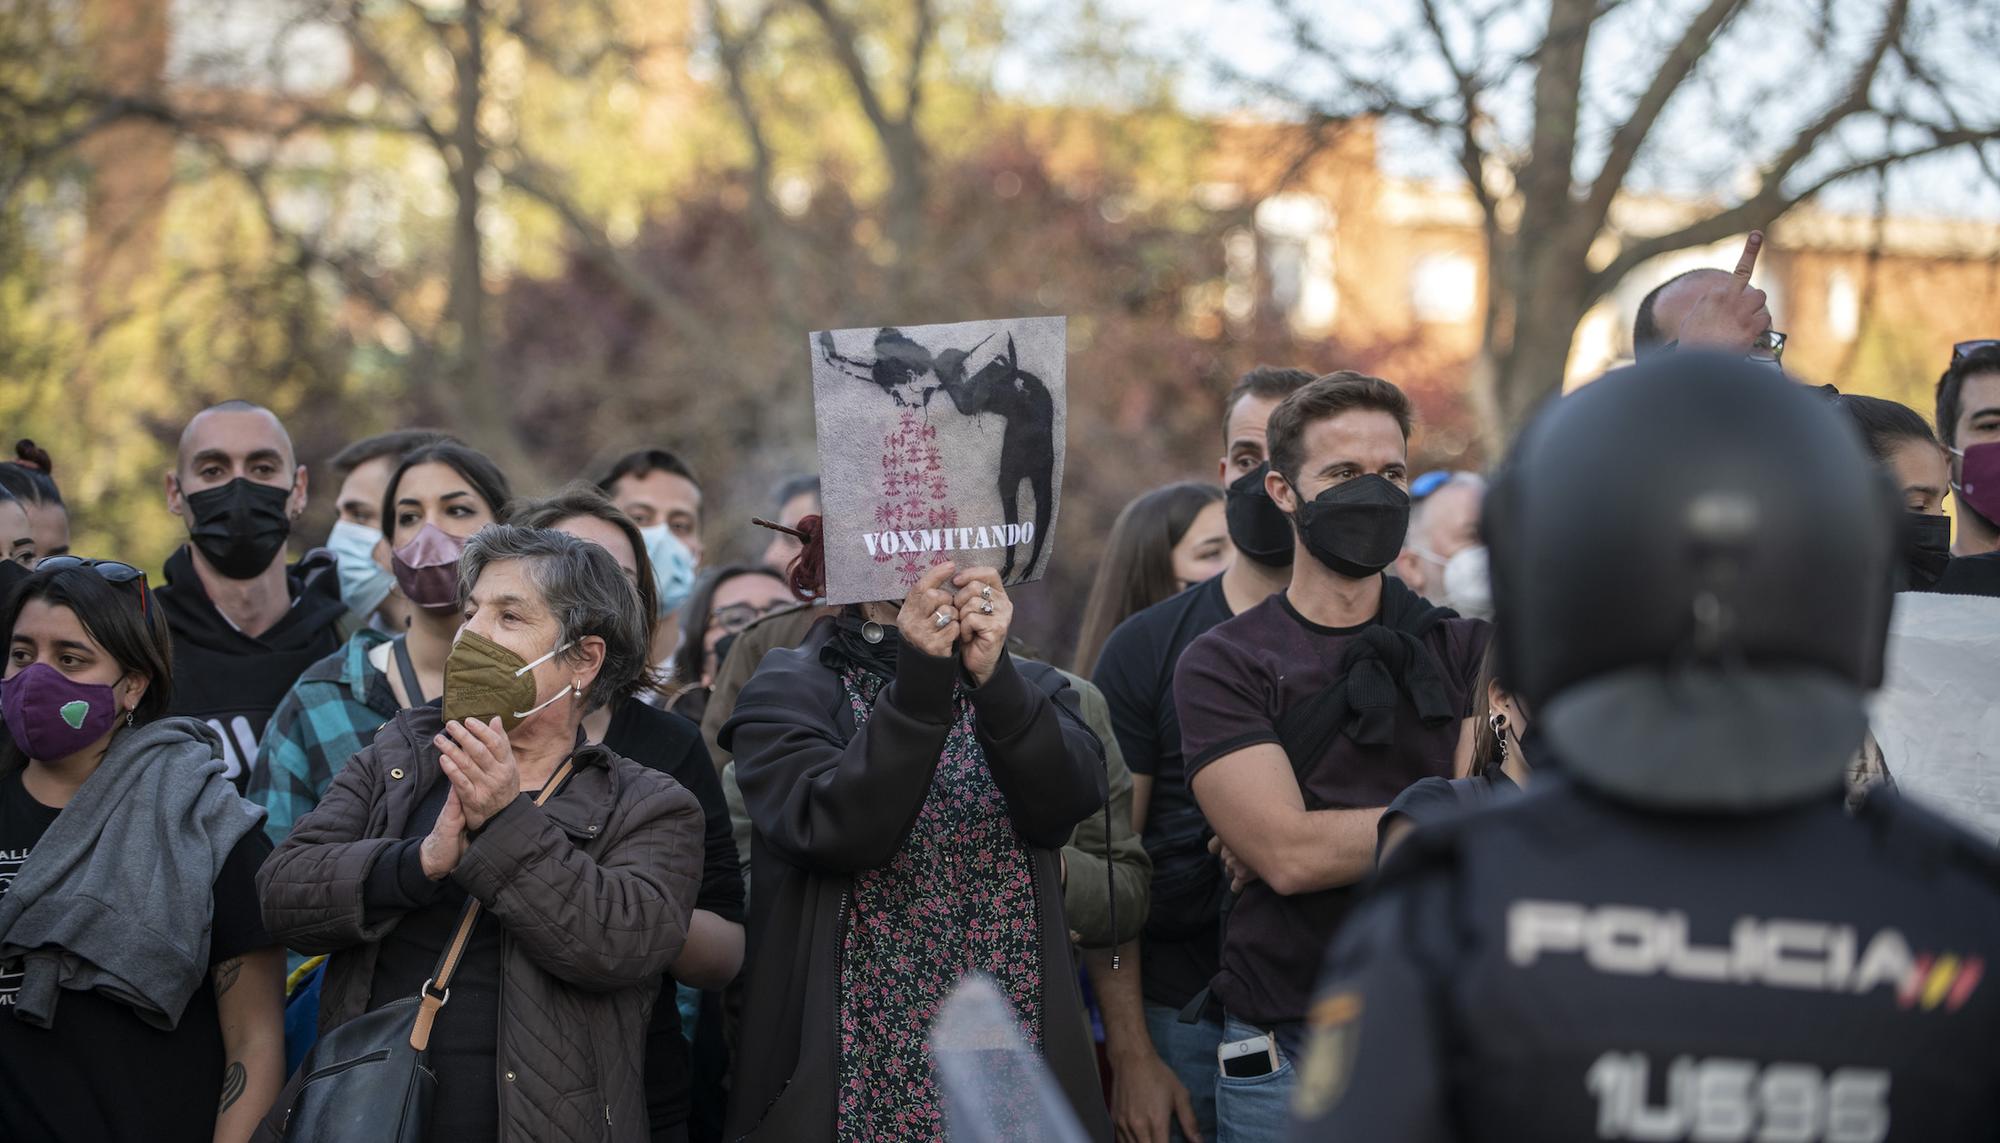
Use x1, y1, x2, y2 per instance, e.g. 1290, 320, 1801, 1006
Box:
1485, 354, 1901, 808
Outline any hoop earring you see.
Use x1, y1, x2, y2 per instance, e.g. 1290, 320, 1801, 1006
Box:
1488, 712, 1509, 769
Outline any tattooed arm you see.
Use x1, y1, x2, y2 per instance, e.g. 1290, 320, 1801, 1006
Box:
212, 948, 285, 1143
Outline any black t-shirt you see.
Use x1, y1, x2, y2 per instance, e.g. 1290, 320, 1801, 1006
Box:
604, 698, 744, 1136
0, 769, 275, 1143
1175, 591, 1487, 1026
1091, 575, 1234, 1009
364, 778, 506, 1143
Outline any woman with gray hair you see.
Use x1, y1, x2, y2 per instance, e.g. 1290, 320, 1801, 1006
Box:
254, 525, 706, 1142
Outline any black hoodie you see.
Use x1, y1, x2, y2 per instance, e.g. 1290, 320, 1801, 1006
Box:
155, 545, 348, 789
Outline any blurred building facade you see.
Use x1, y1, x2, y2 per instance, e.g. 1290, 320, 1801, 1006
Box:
1178, 119, 2000, 412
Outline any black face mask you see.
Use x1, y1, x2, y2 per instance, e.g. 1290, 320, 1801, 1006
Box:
184, 477, 293, 580
1225, 463, 1295, 568
1904, 511, 1953, 591
1291, 473, 1410, 579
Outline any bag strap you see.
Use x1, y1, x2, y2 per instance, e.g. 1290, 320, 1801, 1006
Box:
409, 754, 578, 1051
390, 635, 427, 706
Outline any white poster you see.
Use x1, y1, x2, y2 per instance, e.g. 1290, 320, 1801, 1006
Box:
1869, 591, 2000, 843
809, 317, 1066, 606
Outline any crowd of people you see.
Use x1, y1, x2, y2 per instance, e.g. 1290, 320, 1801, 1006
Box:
1, 234, 1998, 1143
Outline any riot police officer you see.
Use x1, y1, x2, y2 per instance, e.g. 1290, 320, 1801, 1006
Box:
1288, 353, 2000, 1141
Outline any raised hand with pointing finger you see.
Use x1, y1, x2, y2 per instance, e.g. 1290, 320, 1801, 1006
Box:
1674, 230, 1774, 355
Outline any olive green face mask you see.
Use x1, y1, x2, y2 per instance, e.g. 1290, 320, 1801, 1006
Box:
441, 628, 575, 731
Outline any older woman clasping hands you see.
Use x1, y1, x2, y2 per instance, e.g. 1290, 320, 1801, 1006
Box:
256, 525, 706, 1143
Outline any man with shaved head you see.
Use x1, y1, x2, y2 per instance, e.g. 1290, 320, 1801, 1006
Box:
156, 400, 347, 788
1632, 232, 1776, 360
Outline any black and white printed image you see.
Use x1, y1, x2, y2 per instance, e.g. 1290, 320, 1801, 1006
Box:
810, 316, 1066, 605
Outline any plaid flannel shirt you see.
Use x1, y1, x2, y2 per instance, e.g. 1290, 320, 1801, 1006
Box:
249, 628, 399, 845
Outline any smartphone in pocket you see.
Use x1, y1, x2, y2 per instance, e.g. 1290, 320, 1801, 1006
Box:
1218, 1032, 1280, 1078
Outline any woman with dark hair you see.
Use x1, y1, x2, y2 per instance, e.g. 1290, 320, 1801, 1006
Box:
667, 564, 796, 723
1823, 388, 1950, 512
256, 525, 706, 1142
1374, 638, 1530, 864
250, 441, 512, 843
1819, 387, 1954, 589
0, 490, 36, 572
512, 486, 745, 1143
1071, 482, 1229, 676
0, 441, 68, 560
0, 560, 284, 1142
720, 517, 1112, 1142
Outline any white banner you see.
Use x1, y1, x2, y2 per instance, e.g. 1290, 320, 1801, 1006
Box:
1868, 591, 2000, 843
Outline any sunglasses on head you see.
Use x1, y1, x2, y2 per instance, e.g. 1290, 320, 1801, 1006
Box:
36, 556, 151, 618
1953, 340, 2000, 364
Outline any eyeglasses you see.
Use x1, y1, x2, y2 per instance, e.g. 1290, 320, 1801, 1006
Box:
1953, 339, 1999, 364
36, 556, 151, 618
1749, 329, 1787, 366
710, 599, 789, 636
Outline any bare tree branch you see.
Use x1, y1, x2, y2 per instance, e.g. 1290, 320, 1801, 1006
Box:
185, 130, 435, 364
501, 155, 713, 340
1581, 0, 1745, 226
800, 0, 905, 145
797, 0, 930, 299
1592, 127, 1989, 291
903, 0, 933, 124
1743, 0, 1912, 208
705, 0, 809, 323
1416, 0, 1498, 225
1518, 0, 1593, 215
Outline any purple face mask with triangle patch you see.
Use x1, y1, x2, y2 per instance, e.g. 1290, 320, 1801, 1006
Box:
1, 662, 121, 761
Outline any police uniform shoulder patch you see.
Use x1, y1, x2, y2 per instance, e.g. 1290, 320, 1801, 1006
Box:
1292, 990, 1363, 1120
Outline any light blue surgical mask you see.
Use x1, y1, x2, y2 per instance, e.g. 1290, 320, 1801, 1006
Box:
327, 518, 394, 619
639, 523, 696, 618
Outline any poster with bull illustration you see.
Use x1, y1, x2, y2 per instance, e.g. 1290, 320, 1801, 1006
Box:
810, 316, 1066, 606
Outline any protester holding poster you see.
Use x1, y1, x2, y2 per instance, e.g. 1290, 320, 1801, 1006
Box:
719, 316, 1111, 1142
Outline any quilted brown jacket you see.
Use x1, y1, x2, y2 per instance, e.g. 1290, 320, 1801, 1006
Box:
254, 706, 705, 1142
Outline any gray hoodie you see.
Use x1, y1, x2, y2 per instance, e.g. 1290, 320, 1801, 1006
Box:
0, 717, 264, 1030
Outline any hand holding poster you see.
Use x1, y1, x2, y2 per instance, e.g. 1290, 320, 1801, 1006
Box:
810, 316, 1066, 606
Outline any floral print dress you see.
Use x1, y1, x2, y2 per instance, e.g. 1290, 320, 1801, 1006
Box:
835, 665, 1044, 1141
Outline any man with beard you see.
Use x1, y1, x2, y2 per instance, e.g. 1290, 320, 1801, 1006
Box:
156, 400, 346, 788
1287, 353, 2000, 1142
1086, 365, 1315, 1143
1175, 372, 1487, 1140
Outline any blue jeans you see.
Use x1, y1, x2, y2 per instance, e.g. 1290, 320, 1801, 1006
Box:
1144, 1003, 1222, 1143
1214, 1015, 1297, 1143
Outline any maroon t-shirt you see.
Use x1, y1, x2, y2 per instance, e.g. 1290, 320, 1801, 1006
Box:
1174, 590, 1488, 1026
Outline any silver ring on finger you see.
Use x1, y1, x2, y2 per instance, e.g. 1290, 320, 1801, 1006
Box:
980, 585, 994, 602
980, 601, 995, 615
933, 608, 952, 630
